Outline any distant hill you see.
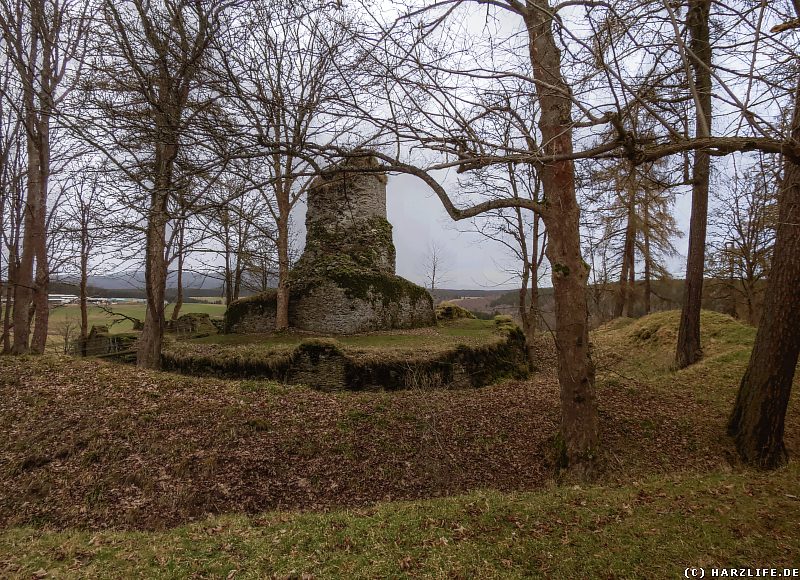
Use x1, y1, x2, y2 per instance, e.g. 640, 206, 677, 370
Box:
49, 281, 223, 302
50, 279, 510, 304
486, 278, 762, 329
82, 270, 224, 290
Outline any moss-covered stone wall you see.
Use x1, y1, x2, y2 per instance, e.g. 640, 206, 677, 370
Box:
162, 326, 529, 391
225, 275, 435, 335
226, 153, 436, 335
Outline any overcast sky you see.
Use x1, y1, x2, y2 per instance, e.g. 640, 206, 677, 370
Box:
292, 170, 695, 291
387, 173, 694, 290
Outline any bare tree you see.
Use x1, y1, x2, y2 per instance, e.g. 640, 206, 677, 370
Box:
422, 241, 451, 295
356, 0, 603, 477
727, 2, 800, 466
584, 153, 680, 318
193, 171, 271, 306
218, 0, 358, 329
73, 0, 232, 368
467, 161, 547, 361
55, 160, 107, 344
240, 230, 279, 294
675, 0, 714, 369
0, 0, 90, 354
707, 156, 777, 325
0, 54, 25, 353
351, 0, 799, 477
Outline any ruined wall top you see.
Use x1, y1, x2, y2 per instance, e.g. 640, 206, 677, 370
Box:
301, 154, 395, 273
306, 155, 388, 229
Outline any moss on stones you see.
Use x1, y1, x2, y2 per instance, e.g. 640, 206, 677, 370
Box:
163, 322, 529, 391
436, 302, 477, 321
224, 290, 277, 333
301, 216, 395, 274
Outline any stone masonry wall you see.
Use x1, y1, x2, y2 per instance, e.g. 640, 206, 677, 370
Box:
290, 282, 434, 334
227, 153, 435, 335
300, 155, 395, 273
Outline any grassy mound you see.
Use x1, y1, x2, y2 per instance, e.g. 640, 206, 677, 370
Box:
163, 319, 529, 390
593, 310, 761, 408
1, 309, 798, 576
3, 464, 799, 578
436, 301, 477, 321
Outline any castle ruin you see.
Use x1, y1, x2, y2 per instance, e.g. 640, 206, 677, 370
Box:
225, 155, 436, 334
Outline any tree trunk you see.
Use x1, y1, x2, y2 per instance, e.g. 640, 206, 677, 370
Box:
675, 0, 712, 368
615, 189, 636, 318
79, 211, 89, 356
233, 259, 243, 302
518, 257, 535, 363
525, 2, 599, 479
727, 76, 800, 469
171, 221, 185, 321
624, 254, 635, 317
521, 212, 541, 366
275, 212, 290, 331
643, 195, 652, 314
745, 293, 755, 326
30, 255, 49, 353
11, 122, 42, 355
223, 212, 233, 307
2, 255, 14, 353
137, 186, 169, 370
30, 113, 50, 354
514, 201, 537, 366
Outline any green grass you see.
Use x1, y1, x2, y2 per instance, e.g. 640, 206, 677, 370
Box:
592, 310, 767, 410
4, 309, 799, 577
48, 303, 227, 334
2, 464, 798, 578
46, 303, 228, 353
185, 318, 499, 353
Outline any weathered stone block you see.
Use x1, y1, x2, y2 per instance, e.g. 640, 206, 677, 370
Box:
227, 153, 436, 334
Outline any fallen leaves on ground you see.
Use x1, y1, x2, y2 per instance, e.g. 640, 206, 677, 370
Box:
0, 322, 795, 531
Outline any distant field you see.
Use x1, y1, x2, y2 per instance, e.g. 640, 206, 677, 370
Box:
189, 296, 225, 304
46, 303, 228, 351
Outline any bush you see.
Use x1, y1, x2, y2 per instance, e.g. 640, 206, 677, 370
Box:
435, 302, 477, 321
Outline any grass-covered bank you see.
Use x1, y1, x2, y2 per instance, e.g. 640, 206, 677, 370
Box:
162, 318, 530, 390
2, 464, 799, 578
1, 310, 798, 577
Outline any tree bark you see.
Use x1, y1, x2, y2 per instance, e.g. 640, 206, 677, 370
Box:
30, 253, 49, 353
727, 76, 800, 469
79, 206, 89, 355
643, 196, 652, 314
524, 1, 599, 478
29, 113, 50, 354
137, 123, 173, 370
517, 207, 540, 366
137, 190, 169, 369
615, 186, 636, 318
2, 250, 14, 353
275, 211, 290, 331
675, 0, 713, 368
171, 220, 185, 321
624, 252, 635, 317
222, 210, 233, 307
11, 120, 42, 354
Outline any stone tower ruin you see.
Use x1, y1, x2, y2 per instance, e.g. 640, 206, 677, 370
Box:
225, 155, 436, 334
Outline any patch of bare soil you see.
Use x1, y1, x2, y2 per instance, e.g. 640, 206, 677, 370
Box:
0, 339, 795, 531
